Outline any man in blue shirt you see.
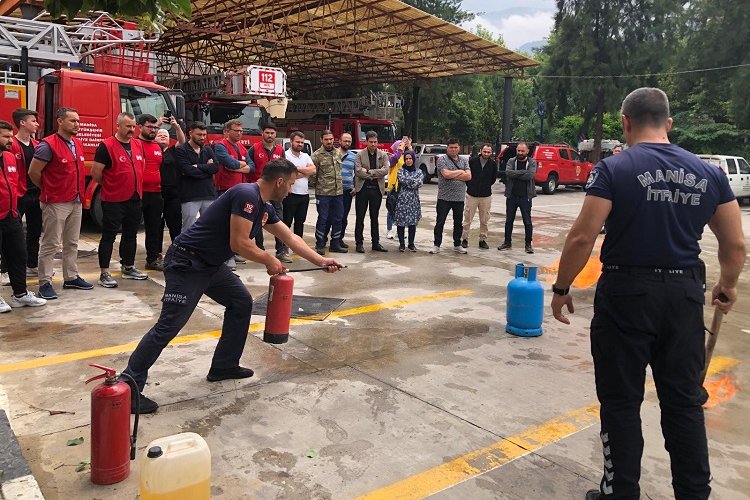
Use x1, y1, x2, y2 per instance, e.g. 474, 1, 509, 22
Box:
551, 88, 745, 500
338, 132, 356, 248
122, 159, 342, 414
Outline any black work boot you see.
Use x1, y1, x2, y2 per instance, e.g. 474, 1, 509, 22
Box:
206, 366, 254, 382
130, 390, 159, 414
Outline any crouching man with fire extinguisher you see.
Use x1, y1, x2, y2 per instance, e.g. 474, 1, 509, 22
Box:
122, 158, 342, 414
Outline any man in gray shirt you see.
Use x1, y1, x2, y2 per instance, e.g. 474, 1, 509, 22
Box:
430, 138, 472, 254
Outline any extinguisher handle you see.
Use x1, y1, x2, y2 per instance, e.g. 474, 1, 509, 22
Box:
84, 372, 107, 385
85, 363, 117, 384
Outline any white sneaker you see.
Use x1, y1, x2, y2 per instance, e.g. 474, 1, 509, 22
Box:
0, 297, 10, 313
0, 272, 9, 286
454, 245, 468, 254
10, 291, 47, 308
386, 230, 394, 239
429, 246, 440, 254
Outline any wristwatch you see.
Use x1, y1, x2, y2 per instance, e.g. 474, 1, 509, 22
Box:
552, 284, 570, 296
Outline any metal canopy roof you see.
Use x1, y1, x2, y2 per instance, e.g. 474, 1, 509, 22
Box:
156, 0, 538, 92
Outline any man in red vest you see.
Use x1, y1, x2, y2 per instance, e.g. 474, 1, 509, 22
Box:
214, 119, 250, 195
214, 119, 252, 269
0, 120, 47, 312
0, 109, 40, 285
246, 123, 285, 257
28, 107, 93, 300
91, 112, 148, 289
136, 113, 185, 271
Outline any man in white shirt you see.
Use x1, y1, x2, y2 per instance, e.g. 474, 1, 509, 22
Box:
280, 131, 316, 259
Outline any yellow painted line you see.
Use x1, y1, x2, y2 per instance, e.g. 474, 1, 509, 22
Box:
0, 289, 473, 374
358, 355, 741, 500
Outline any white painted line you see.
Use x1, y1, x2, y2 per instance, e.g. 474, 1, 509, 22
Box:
1, 475, 45, 499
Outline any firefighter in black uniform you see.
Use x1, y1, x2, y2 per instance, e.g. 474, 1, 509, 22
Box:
551, 87, 746, 500
122, 159, 342, 414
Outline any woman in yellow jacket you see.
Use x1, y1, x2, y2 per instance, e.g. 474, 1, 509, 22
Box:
386, 137, 412, 239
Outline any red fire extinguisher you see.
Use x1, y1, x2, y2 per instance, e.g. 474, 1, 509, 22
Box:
85, 363, 139, 485
263, 272, 294, 344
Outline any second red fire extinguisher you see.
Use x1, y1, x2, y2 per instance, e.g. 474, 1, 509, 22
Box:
264, 272, 294, 344
85, 363, 140, 485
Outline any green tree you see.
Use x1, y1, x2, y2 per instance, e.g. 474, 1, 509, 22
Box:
671, 0, 750, 128
45, 0, 191, 26
539, 0, 681, 160
401, 0, 474, 24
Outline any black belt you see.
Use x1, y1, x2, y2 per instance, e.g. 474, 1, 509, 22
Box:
602, 264, 704, 284
172, 244, 197, 257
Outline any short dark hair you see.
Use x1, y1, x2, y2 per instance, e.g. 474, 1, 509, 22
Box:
481, 143, 493, 150
261, 158, 298, 181
365, 130, 378, 140
263, 121, 277, 132
621, 87, 670, 128
12, 108, 37, 128
321, 129, 333, 138
517, 141, 529, 149
56, 107, 78, 120
447, 137, 459, 146
0, 120, 13, 132
137, 114, 158, 126
190, 121, 207, 131
290, 131, 305, 141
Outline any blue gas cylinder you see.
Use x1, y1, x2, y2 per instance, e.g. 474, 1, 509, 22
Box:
506, 263, 544, 337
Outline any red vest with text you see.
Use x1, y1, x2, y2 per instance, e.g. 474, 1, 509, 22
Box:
39, 134, 85, 203
137, 138, 163, 193
0, 151, 19, 219
214, 138, 248, 191
11, 136, 39, 197
101, 136, 145, 202
248, 142, 283, 183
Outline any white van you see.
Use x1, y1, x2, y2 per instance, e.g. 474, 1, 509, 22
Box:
697, 155, 750, 201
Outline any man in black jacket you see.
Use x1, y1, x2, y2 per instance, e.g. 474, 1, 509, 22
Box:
174, 122, 218, 231
157, 129, 182, 242
461, 143, 497, 249
498, 142, 537, 254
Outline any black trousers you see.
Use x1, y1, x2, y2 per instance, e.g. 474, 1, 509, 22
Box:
282, 193, 309, 237
0, 215, 27, 296
397, 225, 416, 246
161, 190, 182, 243
98, 198, 142, 269
355, 186, 382, 246
591, 267, 710, 499
434, 199, 464, 248
0, 191, 41, 272
342, 188, 354, 239
122, 246, 252, 391
142, 192, 164, 264
504, 195, 533, 245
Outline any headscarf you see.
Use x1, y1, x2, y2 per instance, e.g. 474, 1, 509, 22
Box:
402, 150, 416, 170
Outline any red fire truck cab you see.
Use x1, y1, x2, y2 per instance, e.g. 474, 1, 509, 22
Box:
36, 69, 184, 226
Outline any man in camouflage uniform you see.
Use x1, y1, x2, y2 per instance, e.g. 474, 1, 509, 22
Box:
310, 130, 347, 255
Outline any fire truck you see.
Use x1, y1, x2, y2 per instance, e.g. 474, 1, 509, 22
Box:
0, 13, 184, 226
174, 67, 288, 147
175, 70, 399, 151
277, 92, 400, 151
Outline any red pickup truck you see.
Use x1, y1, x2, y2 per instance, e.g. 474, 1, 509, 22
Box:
533, 144, 593, 194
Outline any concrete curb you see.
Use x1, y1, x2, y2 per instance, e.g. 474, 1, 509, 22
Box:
0, 388, 45, 500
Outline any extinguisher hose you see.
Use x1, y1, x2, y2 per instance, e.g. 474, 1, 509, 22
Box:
119, 372, 140, 461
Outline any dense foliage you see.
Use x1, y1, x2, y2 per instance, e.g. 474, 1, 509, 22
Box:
398, 0, 749, 158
